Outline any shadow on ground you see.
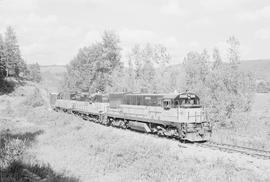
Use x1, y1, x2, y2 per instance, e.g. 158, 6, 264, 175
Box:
0, 79, 16, 95
0, 160, 80, 182
0, 130, 80, 182
0, 78, 28, 95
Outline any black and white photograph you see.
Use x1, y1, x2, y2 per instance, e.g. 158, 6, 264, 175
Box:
0, 0, 270, 181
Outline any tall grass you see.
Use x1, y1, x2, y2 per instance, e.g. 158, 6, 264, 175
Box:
0, 131, 79, 182
0, 161, 79, 182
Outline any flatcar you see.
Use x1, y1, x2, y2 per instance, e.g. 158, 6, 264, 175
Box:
51, 92, 212, 142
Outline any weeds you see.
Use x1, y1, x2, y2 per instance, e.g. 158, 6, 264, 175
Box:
0, 160, 79, 182
22, 88, 44, 108
1, 130, 43, 146
0, 131, 43, 169
0, 130, 79, 181
0, 79, 15, 95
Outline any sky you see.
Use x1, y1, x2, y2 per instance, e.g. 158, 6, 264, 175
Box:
0, 0, 270, 65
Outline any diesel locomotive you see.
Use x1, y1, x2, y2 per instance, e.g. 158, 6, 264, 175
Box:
51, 91, 212, 142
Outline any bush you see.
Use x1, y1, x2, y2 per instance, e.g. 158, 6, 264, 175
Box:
0, 130, 78, 182
0, 161, 79, 182
22, 88, 44, 108
0, 137, 26, 169
0, 131, 43, 169
0, 79, 15, 95
25, 63, 42, 83
256, 81, 269, 93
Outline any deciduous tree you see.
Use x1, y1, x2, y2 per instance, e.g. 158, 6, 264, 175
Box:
183, 37, 255, 126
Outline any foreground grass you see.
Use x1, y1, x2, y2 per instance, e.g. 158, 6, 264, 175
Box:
0, 131, 80, 182
211, 112, 270, 151
0, 161, 79, 182
1, 84, 270, 182
26, 109, 270, 182
0, 84, 79, 182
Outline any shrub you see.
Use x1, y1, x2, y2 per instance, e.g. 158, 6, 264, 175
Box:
0, 79, 15, 95
256, 81, 269, 93
0, 137, 26, 169
22, 88, 44, 108
0, 161, 79, 182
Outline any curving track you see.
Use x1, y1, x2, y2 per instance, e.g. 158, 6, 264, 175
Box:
196, 141, 270, 160
54, 108, 270, 160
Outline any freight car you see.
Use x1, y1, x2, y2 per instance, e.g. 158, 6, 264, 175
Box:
51, 92, 212, 142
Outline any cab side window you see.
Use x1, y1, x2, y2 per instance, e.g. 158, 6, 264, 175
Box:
163, 100, 171, 110
174, 100, 179, 107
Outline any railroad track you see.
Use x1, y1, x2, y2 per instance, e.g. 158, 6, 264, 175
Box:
56, 109, 270, 160
197, 141, 270, 160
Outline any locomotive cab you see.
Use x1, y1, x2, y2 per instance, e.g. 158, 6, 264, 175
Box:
162, 99, 171, 110
179, 93, 201, 108
162, 92, 201, 110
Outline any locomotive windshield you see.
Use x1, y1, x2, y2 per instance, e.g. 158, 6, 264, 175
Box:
179, 93, 201, 108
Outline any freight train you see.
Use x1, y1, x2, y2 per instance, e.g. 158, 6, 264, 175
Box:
50, 91, 212, 142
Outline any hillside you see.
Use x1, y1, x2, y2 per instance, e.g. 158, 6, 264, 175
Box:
40, 65, 67, 93
240, 59, 270, 81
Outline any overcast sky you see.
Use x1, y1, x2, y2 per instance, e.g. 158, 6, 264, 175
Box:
0, 0, 270, 65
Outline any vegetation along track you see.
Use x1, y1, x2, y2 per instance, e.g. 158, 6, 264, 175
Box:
54, 108, 270, 160
197, 141, 270, 160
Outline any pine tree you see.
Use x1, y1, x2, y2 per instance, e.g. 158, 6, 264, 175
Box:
4, 26, 26, 78
0, 34, 6, 79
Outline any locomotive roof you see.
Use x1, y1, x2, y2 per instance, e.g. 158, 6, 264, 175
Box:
163, 92, 199, 99
99, 92, 199, 99
125, 93, 164, 96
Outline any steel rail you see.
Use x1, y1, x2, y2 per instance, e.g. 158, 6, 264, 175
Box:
54, 108, 270, 160
197, 141, 270, 160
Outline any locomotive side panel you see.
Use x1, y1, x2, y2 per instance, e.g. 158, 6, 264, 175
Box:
52, 92, 212, 142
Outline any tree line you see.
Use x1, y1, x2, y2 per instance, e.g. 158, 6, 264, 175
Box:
183, 37, 255, 125
0, 26, 41, 88
62, 31, 173, 93
63, 32, 256, 125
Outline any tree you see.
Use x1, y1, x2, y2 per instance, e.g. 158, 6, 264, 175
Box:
64, 31, 121, 93
227, 36, 240, 68
183, 50, 210, 94
26, 63, 42, 83
212, 47, 222, 69
183, 37, 255, 126
0, 34, 6, 79
4, 26, 26, 77
127, 43, 170, 93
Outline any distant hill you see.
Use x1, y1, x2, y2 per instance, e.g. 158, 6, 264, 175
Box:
240, 59, 270, 81
40, 65, 67, 93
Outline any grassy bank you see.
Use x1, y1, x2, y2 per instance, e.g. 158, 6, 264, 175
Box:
0, 84, 79, 181
0, 132, 79, 182
1, 84, 270, 182
26, 108, 270, 182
